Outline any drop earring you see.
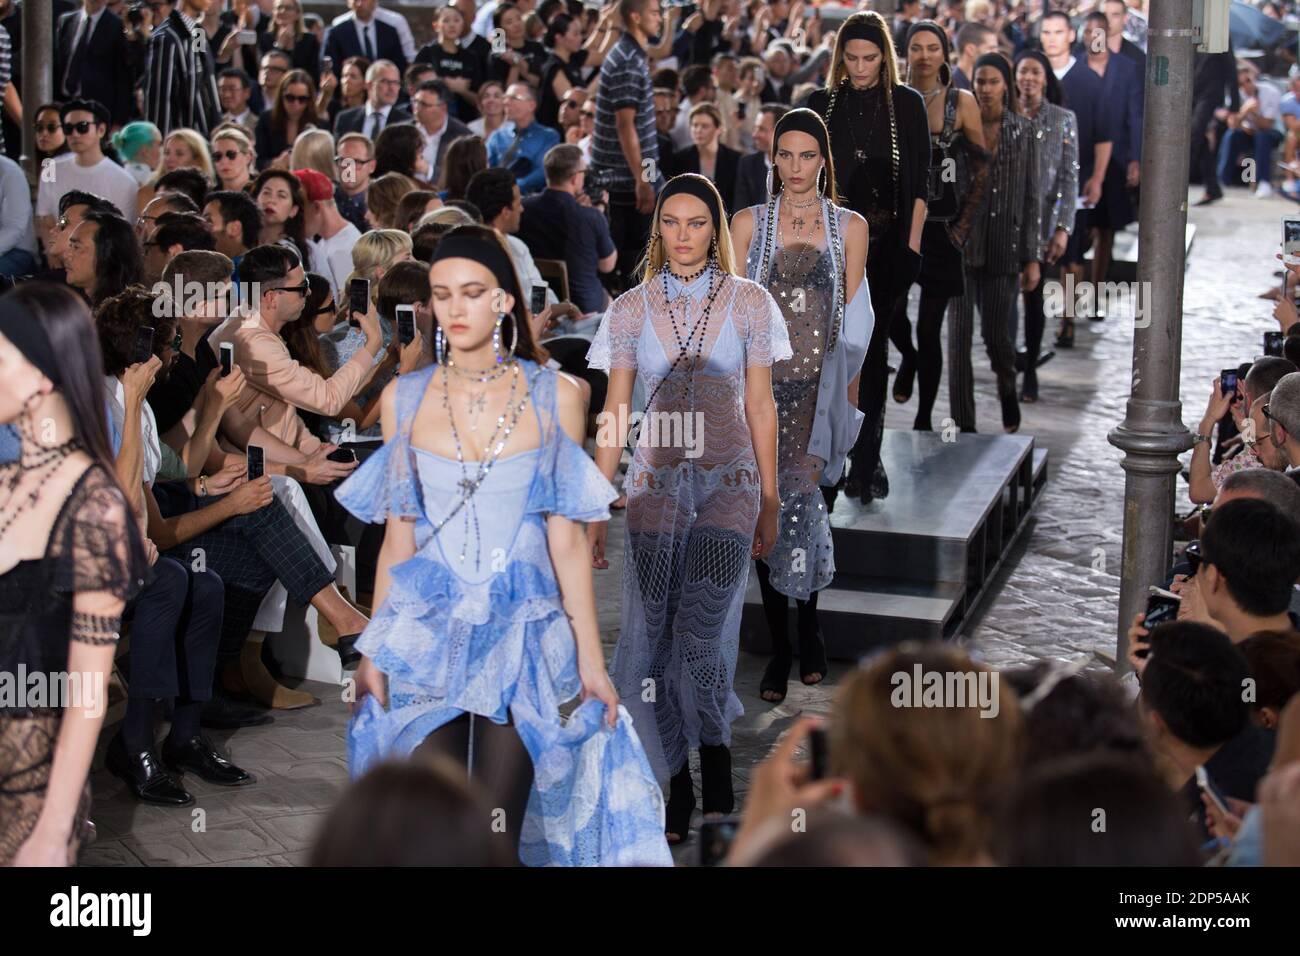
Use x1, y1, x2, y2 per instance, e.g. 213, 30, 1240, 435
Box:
817, 166, 827, 197
435, 323, 446, 364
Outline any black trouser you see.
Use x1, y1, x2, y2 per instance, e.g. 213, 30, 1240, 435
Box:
415, 712, 534, 857
849, 264, 912, 479
1192, 97, 1221, 198
754, 559, 821, 653
123, 556, 224, 702
542, 335, 610, 415
607, 187, 653, 289
1017, 260, 1055, 392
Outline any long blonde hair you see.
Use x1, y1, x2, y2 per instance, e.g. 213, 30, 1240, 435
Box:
828, 11, 902, 91
336, 229, 414, 316
149, 128, 215, 185
641, 174, 739, 283
290, 128, 336, 180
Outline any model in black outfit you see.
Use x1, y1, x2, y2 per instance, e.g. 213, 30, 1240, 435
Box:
804, 11, 929, 505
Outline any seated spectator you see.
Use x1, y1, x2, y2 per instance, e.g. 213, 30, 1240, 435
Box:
670, 103, 740, 212
1139, 621, 1275, 838
1239, 631, 1300, 730
653, 87, 676, 171
309, 756, 515, 866
377, 259, 433, 369
64, 209, 143, 308
33, 102, 70, 169
1002, 662, 1147, 766
443, 198, 482, 222
1215, 466, 1300, 512
203, 189, 263, 267
0, 153, 39, 276
518, 144, 616, 316
334, 132, 376, 233
295, 167, 363, 300
466, 167, 560, 317
487, 83, 561, 195
417, 5, 487, 123
333, 60, 412, 139
35, 99, 140, 240
364, 171, 419, 229
35, 191, 120, 279
670, 65, 718, 151
410, 79, 472, 186
828, 643, 1024, 865
1218, 61, 1283, 199
218, 67, 258, 130
253, 168, 310, 265
151, 167, 214, 214
404, 62, 437, 103
136, 188, 200, 241
1264, 370, 1300, 470
139, 131, 216, 212
373, 122, 430, 181
438, 134, 488, 202
395, 189, 442, 234
411, 206, 477, 260
111, 121, 164, 186
733, 103, 789, 211
210, 125, 258, 196
995, 753, 1201, 866
468, 79, 507, 140
142, 212, 215, 284
290, 128, 337, 181
1190, 357, 1297, 503
209, 244, 385, 458
255, 68, 321, 170
746, 812, 925, 868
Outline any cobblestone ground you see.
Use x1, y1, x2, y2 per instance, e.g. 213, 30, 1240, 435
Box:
80, 188, 1280, 866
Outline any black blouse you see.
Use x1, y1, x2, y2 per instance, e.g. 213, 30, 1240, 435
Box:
804, 82, 929, 273
0, 464, 148, 711
415, 41, 487, 122
538, 49, 589, 131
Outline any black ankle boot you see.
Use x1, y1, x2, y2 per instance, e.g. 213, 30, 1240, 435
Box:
665, 764, 695, 844
698, 744, 734, 817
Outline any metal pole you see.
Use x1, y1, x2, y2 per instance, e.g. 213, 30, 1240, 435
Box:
21, 0, 54, 185
1106, 0, 1196, 667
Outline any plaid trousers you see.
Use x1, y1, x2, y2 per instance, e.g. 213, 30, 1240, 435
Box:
158, 485, 335, 659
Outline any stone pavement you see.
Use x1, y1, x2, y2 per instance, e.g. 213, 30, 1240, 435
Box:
80, 187, 1284, 866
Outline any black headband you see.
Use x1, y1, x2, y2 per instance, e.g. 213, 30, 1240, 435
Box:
427, 230, 519, 296
774, 107, 830, 153
905, 20, 951, 61
0, 294, 61, 386
974, 52, 1014, 95
839, 16, 889, 52
658, 174, 723, 233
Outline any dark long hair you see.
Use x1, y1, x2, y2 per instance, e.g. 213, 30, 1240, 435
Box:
251, 168, 308, 263
280, 272, 333, 378
270, 68, 321, 139
6, 283, 125, 494
82, 210, 144, 308
430, 224, 546, 364
769, 108, 839, 203
373, 123, 425, 179
1013, 49, 1065, 108
438, 134, 487, 200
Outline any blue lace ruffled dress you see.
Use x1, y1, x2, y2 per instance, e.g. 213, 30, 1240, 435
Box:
335, 360, 672, 867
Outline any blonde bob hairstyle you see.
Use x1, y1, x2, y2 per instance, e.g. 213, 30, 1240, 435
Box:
641, 173, 738, 283
828, 10, 902, 91
336, 228, 414, 317
290, 128, 337, 180
149, 128, 215, 184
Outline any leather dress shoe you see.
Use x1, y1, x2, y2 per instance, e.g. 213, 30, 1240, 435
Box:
335, 633, 363, 670
106, 734, 194, 807
163, 735, 254, 787
201, 693, 274, 730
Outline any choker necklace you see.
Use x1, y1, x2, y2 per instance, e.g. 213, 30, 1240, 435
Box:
447, 358, 511, 383
665, 262, 708, 284
786, 194, 819, 209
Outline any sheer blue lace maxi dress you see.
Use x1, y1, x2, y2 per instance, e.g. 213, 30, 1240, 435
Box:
335, 360, 672, 867
587, 271, 792, 780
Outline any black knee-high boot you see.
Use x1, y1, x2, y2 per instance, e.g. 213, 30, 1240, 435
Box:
755, 560, 793, 702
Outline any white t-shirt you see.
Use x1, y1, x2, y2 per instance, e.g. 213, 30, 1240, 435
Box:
105, 375, 161, 487
1243, 82, 1283, 132
308, 221, 362, 302
36, 153, 139, 221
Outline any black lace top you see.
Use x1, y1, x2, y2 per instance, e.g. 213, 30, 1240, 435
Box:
0, 464, 148, 710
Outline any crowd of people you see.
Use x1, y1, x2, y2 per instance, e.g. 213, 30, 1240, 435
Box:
1, 0, 1299, 870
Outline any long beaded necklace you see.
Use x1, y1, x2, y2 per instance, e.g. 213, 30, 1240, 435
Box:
844, 81, 883, 164
0, 429, 79, 549
436, 361, 531, 571
447, 357, 510, 433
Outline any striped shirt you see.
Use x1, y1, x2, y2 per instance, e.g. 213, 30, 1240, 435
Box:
0, 26, 10, 155
143, 10, 220, 138
591, 33, 660, 192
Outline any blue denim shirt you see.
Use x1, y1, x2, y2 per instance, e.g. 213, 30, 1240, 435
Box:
487, 120, 561, 195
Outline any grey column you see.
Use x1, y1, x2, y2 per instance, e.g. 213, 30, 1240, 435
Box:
1106, 0, 1196, 667
21, 0, 54, 183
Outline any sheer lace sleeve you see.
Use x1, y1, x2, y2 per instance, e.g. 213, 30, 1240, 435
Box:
735, 278, 793, 368
586, 288, 644, 372
50, 465, 148, 602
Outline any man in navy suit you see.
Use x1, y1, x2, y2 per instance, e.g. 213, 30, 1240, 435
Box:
732, 103, 788, 212
333, 60, 412, 139
55, 0, 133, 129
323, 0, 407, 82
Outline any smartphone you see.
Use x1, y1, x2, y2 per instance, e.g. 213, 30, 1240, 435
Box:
1184, 539, 1203, 577
348, 277, 370, 328
1195, 764, 1232, 818
236, 29, 257, 45
1265, 330, 1285, 357
736, 100, 747, 121
530, 283, 548, 316
808, 726, 828, 781
396, 304, 416, 346
1220, 369, 1238, 397
219, 341, 234, 377
1284, 213, 1300, 266
246, 444, 265, 482
698, 816, 741, 867
326, 447, 357, 464
322, 56, 334, 74
1141, 586, 1181, 634
132, 325, 156, 365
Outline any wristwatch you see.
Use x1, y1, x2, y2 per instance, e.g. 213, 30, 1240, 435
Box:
1191, 433, 1211, 445
198, 474, 209, 496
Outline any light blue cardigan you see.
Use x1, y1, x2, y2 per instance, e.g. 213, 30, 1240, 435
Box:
741, 194, 874, 485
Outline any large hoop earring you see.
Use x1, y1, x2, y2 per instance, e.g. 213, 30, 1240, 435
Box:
495, 312, 517, 364
435, 323, 447, 364
817, 165, 827, 197
767, 167, 781, 198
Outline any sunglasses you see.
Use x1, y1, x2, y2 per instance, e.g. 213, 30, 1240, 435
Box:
269, 280, 311, 297
36, 123, 62, 135
283, 94, 311, 104
62, 120, 96, 135
212, 149, 244, 162
168, 330, 183, 351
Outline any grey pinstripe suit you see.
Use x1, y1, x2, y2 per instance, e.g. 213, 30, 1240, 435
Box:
948, 108, 1041, 431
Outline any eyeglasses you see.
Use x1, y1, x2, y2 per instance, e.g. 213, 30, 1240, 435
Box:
62, 121, 96, 135
212, 149, 244, 162
56, 216, 70, 230
375, 78, 401, 88
335, 155, 373, 166
136, 214, 159, 228
269, 280, 311, 297
283, 94, 311, 104
580, 110, 596, 118
36, 123, 62, 135
168, 330, 183, 351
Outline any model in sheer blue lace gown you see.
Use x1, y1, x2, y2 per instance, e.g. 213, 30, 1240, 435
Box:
335, 360, 672, 867
587, 271, 792, 783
